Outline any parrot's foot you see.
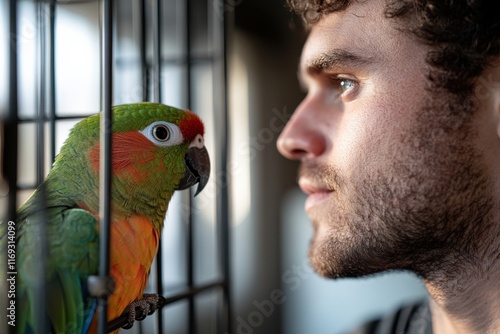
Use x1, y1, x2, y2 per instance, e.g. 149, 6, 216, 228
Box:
121, 293, 165, 329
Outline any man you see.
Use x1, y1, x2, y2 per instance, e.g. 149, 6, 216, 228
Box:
277, 0, 500, 333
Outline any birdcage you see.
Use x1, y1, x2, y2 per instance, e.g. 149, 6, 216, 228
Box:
0, 0, 230, 333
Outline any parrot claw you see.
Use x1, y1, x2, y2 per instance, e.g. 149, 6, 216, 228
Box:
121, 293, 165, 330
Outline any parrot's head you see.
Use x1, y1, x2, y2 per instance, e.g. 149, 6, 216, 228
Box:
54, 102, 210, 225
130, 103, 210, 196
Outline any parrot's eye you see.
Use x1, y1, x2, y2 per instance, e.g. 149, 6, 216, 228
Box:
139, 121, 184, 147
153, 125, 170, 141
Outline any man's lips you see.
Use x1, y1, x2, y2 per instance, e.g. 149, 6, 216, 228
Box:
298, 178, 334, 212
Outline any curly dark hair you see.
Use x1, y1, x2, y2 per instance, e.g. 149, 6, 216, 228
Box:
287, 0, 500, 95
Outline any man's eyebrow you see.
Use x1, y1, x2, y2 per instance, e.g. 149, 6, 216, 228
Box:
304, 49, 375, 74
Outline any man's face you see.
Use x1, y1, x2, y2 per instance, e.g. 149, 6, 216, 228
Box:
277, 0, 491, 278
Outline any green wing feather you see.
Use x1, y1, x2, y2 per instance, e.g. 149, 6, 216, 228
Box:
6, 200, 99, 333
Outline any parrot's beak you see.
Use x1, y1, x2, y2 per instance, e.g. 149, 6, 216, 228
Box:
177, 146, 210, 196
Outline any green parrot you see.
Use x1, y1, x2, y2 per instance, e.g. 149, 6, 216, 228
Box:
1, 102, 210, 333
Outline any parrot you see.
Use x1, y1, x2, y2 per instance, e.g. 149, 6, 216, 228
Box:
1, 102, 210, 333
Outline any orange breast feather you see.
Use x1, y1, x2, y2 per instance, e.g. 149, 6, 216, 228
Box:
89, 215, 159, 333
109, 215, 159, 319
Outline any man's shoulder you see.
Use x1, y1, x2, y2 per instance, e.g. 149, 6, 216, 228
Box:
349, 300, 432, 334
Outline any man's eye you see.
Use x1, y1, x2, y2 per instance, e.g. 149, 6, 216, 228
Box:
339, 79, 356, 93
330, 77, 357, 94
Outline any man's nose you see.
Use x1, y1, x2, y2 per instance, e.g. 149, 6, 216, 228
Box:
276, 97, 328, 160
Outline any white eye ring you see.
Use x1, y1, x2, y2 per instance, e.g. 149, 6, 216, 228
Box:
139, 121, 184, 147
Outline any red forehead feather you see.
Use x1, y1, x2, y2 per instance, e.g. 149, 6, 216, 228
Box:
179, 111, 204, 142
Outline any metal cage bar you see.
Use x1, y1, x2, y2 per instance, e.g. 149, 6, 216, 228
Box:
5, 0, 18, 227
184, 0, 196, 333
151, 0, 164, 332
33, 1, 49, 332
48, 0, 57, 164
137, 0, 147, 102
216, 5, 232, 333
96, 0, 114, 333
3, 2, 19, 333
